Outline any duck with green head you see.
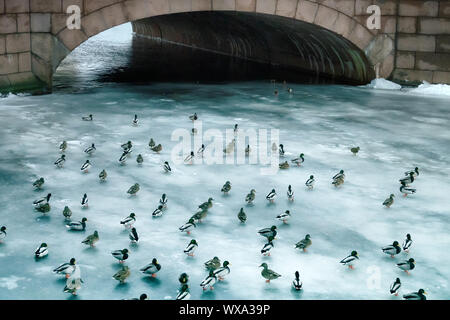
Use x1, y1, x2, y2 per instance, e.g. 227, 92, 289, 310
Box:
184, 239, 198, 257
213, 261, 231, 281
261, 236, 274, 256
200, 270, 217, 291
179, 218, 196, 235
33, 177, 45, 190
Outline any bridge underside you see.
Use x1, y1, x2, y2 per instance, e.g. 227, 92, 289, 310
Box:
130, 12, 374, 85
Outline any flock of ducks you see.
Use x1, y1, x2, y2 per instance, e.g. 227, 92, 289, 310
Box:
0, 111, 428, 301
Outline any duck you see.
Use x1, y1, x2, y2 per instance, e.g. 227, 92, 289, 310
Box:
405, 167, 419, 178
81, 193, 88, 207
383, 194, 395, 208
112, 249, 129, 263
33, 193, 51, 207
245, 189, 256, 204
159, 194, 168, 208
191, 128, 197, 135
333, 170, 345, 181
99, 169, 107, 181
81, 230, 99, 247
80, 160, 91, 173
260, 263, 281, 283
184, 239, 198, 257
140, 258, 161, 277
35, 202, 51, 214
84, 143, 96, 155
189, 113, 198, 122
245, 145, 251, 156
258, 226, 277, 239
287, 185, 294, 201
266, 189, 276, 203
35, 243, 48, 258
129, 294, 148, 300
350, 146, 360, 155
129, 227, 139, 243
233, 124, 238, 135
191, 209, 208, 223
287, 88, 293, 94
261, 236, 274, 256
400, 181, 416, 196
197, 144, 205, 157
132, 114, 138, 126
271, 142, 278, 152
213, 261, 231, 281
148, 138, 155, 148
291, 153, 305, 166
54, 154, 66, 167
151, 144, 162, 153
390, 278, 401, 296
402, 234, 413, 252
382, 241, 402, 258
113, 266, 130, 284
120, 213, 136, 229
403, 289, 426, 300
53, 258, 76, 278
152, 205, 164, 217
397, 258, 415, 274
204, 257, 221, 271
292, 271, 302, 290
332, 176, 345, 187
59, 141, 67, 152
127, 183, 140, 196
62, 206, 72, 220
237, 208, 246, 223
399, 172, 414, 185
221, 181, 231, 194
276, 210, 291, 223
119, 151, 129, 164
279, 144, 285, 157
0, 226, 6, 242
82, 114, 93, 121
179, 218, 196, 235
136, 154, 143, 165
176, 284, 191, 300
223, 139, 235, 154
33, 177, 45, 190
121, 141, 132, 152
66, 217, 87, 231
200, 271, 217, 291
63, 277, 83, 295
184, 151, 195, 164
279, 161, 289, 169
295, 234, 312, 252
340, 250, 359, 269
163, 161, 172, 172
179, 273, 189, 285
305, 175, 315, 189
198, 198, 213, 211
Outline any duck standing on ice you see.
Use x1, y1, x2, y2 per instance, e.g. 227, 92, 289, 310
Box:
59, 141, 67, 152
82, 230, 99, 247
266, 189, 276, 203
54, 155, 66, 168
390, 278, 401, 296
292, 271, 302, 290
397, 258, 415, 274
140, 258, 161, 278
221, 181, 231, 194
127, 183, 140, 196
66, 217, 87, 231
112, 249, 129, 263
163, 161, 171, 172
213, 261, 231, 281
34, 243, 48, 259
305, 175, 315, 189
237, 208, 247, 223
120, 213, 136, 229
184, 239, 198, 257
200, 271, 217, 291
33, 193, 51, 208
84, 143, 96, 156
340, 250, 358, 269
350, 146, 360, 155
287, 185, 294, 201
82, 114, 93, 121
33, 177, 44, 190
81, 193, 88, 208
402, 234, 413, 252
383, 194, 395, 208
400, 181, 416, 197
258, 226, 277, 240
382, 241, 401, 258
53, 258, 76, 278
261, 236, 274, 256
62, 206, 72, 220
260, 263, 281, 283
291, 153, 304, 166
403, 289, 426, 300
99, 169, 107, 181
295, 234, 312, 252
245, 189, 256, 204
80, 160, 91, 173
179, 218, 196, 235
0, 226, 6, 242
276, 210, 291, 224
132, 114, 138, 126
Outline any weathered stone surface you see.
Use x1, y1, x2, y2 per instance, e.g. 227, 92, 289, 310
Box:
0, 0, 4, 14
51, 13, 69, 35
432, 71, 450, 83
419, 18, 450, 35
85, 0, 122, 13
440, 1, 450, 18
124, 0, 169, 21
398, 17, 416, 33
415, 52, 450, 71
57, 28, 87, 51
30, 0, 62, 13
379, 52, 394, 78
0, 53, 19, 74
393, 68, 433, 83
396, 51, 415, 69
296, 0, 318, 23
101, 3, 128, 29
0, 35, 5, 54
380, 16, 396, 34
169, 0, 192, 13
436, 35, 450, 53
31, 33, 53, 61
374, 0, 397, 16
18, 52, 31, 72
399, 0, 438, 17
17, 14, 30, 33
82, 10, 108, 37
31, 53, 52, 84
213, 0, 236, 11
62, 0, 84, 13
5, 0, 29, 13
31, 13, 52, 33
192, 0, 212, 11
0, 75, 10, 87
6, 71, 38, 86
6, 33, 30, 53
0, 15, 17, 34
314, 5, 339, 30
348, 22, 374, 50
334, 13, 356, 38
398, 34, 435, 52
236, 0, 256, 12
256, 0, 277, 14
354, 0, 371, 16
276, 0, 298, 18
319, 0, 354, 17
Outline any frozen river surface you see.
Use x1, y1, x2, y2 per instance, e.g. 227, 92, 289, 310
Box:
0, 24, 449, 300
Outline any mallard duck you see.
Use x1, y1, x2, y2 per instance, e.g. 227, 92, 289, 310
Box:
292, 271, 302, 290
258, 226, 277, 239
140, 258, 161, 277
121, 141, 132, 151
81, 193, 88, 207
276, 210, 291, 223
405, 167, 419, 178
332, 176, 345, 187
295, 234, 312, 252
34, 193, 51, 207
151, 144, 162, 153
81, 230, 99, 247
213, 261, 230, 281
350, 146, 360, 155
35, 202, 50, 214
99, 169, 107, 181
223, 139, 235, 154
149, 138, 155, 148
163, 161, 171, 172
271, 142, 277, 151
132, 114, 138, 126
128, 294, 148, 300
400, 172, 414, 185
120, 213, 136, 228
191, 209, 208, 223
159, 194, 168, 207
35, 243, 48, 258
382, 241, 402, 258
245, 144, 251, 156
127, 183, 140, 195
54, 155, 66, 168
179, 218, 196, 235
245, 189, 256, 204
200, 270, 217, 291
305, 175, 315, 189
333, 170, 345, 181
184, 239, 198, 257
397, 258, 415, 274
176, 284, 191, 300
189, 113, 198, 122
279, 144, 285, 157
233, 124, 238, 135
403, 234, 413, 252
403, 289, 426, 300
204, 257, 221, 271
191, 128, 197, 135
63, 277, 83, 295
0, 226, 6, 242
129, 227, 139, 243
383, 194, 395, 208
184, 151, 195, 164
84, 143, 96, 155
33, 177, 45, 189
261, 236, 274, 256
237, 208, 246, 223
136, 154, 143, 164
340, 250, 359, 269
198, 198, 213, 211
291, 153, 304, 166
400, 181, 416, 196
59, 141, 67, 152
66, 217, 87, 231
62, 206, 72, 220
53, 258, 76, 278
119, 151, 128, 164
260, 263, 281, 283
221, 181, 231, 194
287, 185, 294, 201
112, 249, 129, 263
390, 278, 401, 296
266, 189, 276, 203
82, 114, 93, 121
152, 205, 164, 217
113, 266, 130, 284
80, 160, 91, 173
179, 272, 189, 285
279, 161, 289, 169
197, 144, 205, 157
